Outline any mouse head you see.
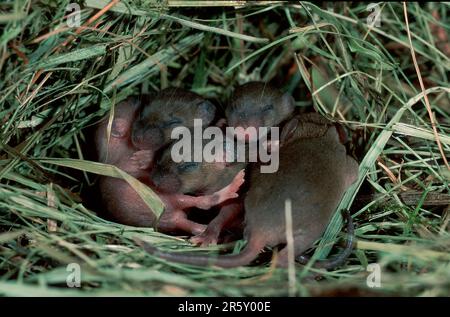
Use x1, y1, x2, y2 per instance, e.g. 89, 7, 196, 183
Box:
151, 157, 204, 195
151, 148, 215, 195
131, 88, 216, 151
225, 82, 295, 142
150, 138, 241, 195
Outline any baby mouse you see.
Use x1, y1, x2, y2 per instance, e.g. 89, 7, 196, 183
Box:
95, 98, 244, 234
225, 82, 295, 142
151, 136, 247, 244
131, 88, 217, 169
136, 118, 359, 268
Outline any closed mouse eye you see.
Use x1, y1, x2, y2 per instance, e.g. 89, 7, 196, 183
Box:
262, 104, 274, 113
162, 118, 182, 128
177, 162, 200, 173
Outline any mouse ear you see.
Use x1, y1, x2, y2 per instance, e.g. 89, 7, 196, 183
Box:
280, 117, 299, 143
281, 92, 296, 118
195, 100, 216, 125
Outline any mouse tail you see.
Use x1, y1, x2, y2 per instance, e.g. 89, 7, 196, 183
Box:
296, 209, 355, 270
134, 237, 264, 268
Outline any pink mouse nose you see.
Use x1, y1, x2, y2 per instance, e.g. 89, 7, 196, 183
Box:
235, 126, 259, 142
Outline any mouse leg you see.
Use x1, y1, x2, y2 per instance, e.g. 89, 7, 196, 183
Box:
172, 170, 245, 210
190, 199, 243, 246
155, 171, 245, 236
196, 169, 245, 209
100, 177, 157, 227
157, 209, 207, 235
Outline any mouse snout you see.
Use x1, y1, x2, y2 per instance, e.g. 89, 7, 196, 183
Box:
235, 128, 256, 142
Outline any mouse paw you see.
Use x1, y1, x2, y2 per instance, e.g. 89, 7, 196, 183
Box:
188, 223, 208, 236
130, 150, 154, 170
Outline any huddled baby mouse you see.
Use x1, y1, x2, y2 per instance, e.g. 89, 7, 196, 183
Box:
157, 82, 299, 244
151, 136, 247, 245
136, 115, 359, 268
153, 168, 245, 236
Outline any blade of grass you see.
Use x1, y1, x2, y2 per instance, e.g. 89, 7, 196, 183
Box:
403, 2, 449, 170
39, 158, 164, 219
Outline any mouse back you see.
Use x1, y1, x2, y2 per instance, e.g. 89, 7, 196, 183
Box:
244, 125, 358, 247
